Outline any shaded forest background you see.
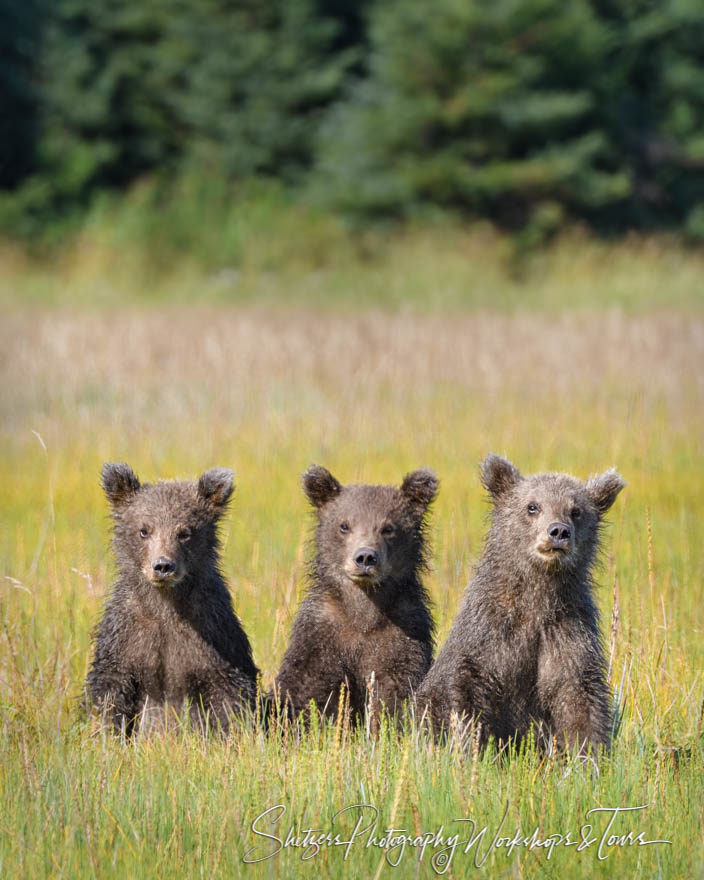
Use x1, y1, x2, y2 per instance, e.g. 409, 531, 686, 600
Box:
2, 0, 704, 250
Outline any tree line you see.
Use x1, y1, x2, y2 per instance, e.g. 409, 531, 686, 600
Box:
2, 0, 704, 239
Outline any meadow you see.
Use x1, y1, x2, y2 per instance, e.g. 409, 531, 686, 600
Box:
1, 224, 703, 878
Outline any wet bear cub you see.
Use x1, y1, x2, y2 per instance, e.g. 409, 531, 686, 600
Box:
86, 463, 258, 735
275, 465, 438, 726
418, 454, 625, 754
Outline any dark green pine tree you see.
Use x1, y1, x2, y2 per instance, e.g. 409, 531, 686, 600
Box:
0, 0, 44, 188
314, 0, 704, 234
594, 0, 704, 234
14, 0, 351, 215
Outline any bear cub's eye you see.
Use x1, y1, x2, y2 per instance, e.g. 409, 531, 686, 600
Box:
339, 522, 350, 533
571, 507, 581, 519
178, 528, 192, 543
380, 524, 395, 537
527, 503, 540, 515
139, 527, 149, 539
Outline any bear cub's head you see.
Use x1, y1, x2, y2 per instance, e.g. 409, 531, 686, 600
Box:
303, 465, 438, 589
101, 462, 234, 588
480, 453, 625, 572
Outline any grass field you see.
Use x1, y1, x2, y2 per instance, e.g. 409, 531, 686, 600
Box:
1, 233, 703, 877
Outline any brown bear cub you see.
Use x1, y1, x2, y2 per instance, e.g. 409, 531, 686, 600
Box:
418, 454, 625, 755
275, 465, 438, 727
86, 463, 258, 736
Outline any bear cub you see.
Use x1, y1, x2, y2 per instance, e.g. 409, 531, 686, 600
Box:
275, 465, 438, 726
418, 454, 625, 754
86, 462, 258, 735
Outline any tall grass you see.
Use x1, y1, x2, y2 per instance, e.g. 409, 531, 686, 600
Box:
3, 177, 704, 311
1, 301, 703, 877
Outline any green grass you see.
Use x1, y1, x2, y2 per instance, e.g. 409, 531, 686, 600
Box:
1, 266, 703, 877
2, 177, 704, 312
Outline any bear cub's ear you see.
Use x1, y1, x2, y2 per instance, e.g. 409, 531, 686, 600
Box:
586, 469, 625, 514
400, 468, 438, 511
480, 453, 522, 499
198, 468, 235, 513
302, 465, 342, 508
102, 462, 141, 507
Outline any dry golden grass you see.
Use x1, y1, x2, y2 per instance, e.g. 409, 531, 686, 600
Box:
3, 306, 702, 420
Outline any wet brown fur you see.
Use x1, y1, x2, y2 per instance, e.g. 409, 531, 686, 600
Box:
85, 463, 258, 736
417, 454, 625, 755
275, 466, 438, 726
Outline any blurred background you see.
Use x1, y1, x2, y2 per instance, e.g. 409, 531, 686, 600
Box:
2, 0, 704, 305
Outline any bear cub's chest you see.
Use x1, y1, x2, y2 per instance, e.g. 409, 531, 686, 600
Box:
129, 604, 214, 702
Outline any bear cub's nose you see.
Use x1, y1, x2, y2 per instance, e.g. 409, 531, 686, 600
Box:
547, 522, 571, 548
354, 547, 379, 571
152, 557, 177, 577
